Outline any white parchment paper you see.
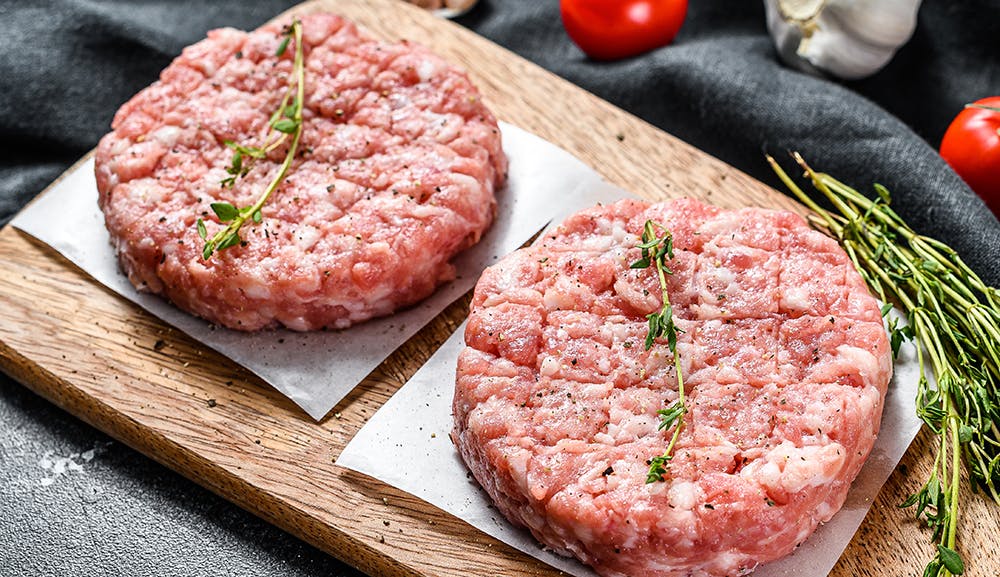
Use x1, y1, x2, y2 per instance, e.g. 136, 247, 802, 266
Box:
338, 307, 924, 577
11, 122, 607, 420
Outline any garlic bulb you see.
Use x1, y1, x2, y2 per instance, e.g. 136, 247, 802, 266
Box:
764, 0, 922, 80
405, 0, 479, 18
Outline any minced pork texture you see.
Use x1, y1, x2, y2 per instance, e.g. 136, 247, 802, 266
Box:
453, 198, 891, 577
95, 13, 506, 331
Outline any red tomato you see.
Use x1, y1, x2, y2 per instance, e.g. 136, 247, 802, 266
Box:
940, 96, 1000, 216
560, 0, 687, 61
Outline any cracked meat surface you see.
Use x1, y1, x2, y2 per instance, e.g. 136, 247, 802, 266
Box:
95, 13, 505, 331
453, 198, 891, 577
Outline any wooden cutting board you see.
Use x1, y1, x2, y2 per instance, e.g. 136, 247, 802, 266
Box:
1, 0, 997, 575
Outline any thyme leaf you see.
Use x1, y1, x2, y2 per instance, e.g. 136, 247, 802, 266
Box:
211, 202, 239, 222
768, 152, 1000, 577
657, 402, 686, 431
272, 118, 298, 134
937, 545, 965, 575
646, 454, 671, 484
201, 20, 305, 260
275, 34, 291, 57
632, 220, 687, 483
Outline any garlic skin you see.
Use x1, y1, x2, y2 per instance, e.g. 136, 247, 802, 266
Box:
764, 0, 923, 80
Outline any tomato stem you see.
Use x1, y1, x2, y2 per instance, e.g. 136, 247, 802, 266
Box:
965, 103, 1000, 113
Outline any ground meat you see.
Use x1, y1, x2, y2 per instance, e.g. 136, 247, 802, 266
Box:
95, 13, 505, 331
453, 198, 891, 577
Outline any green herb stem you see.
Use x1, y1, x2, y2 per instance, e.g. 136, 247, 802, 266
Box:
630, 220, 688, 484
199, 20, 305, 260
657, 353, 686, 468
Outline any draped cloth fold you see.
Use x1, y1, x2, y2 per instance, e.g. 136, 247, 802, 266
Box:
2, 0, 997, 285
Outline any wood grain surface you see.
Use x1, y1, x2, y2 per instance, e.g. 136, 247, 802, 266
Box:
0, 0, 997, 576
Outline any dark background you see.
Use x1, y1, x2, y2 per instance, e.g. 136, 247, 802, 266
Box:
1, 1, 998, 575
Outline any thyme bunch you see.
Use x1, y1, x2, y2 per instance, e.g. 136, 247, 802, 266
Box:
198, 20, 305, 260
768, 153, 1000, 577
630, 220, 687, 483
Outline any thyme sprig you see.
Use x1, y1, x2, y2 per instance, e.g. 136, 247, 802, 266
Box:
630, 220, 688, 483
198, 20, 305, 260
768, 152, 1000, 577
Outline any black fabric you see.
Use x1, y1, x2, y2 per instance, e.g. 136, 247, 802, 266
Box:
456, 0, 1000, 285
1, 1, 998, 575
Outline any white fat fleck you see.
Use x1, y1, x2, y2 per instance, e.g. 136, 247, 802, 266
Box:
645, 478, 670, 496
791, 444, 846, 492
282, 316, 311, 332
858, 385, 881, 418
710, 267, 736, 286
450, 173, 482, 197
411, 204, 444, 219
752, 441, 848, 494
204, 167, 229, 186
522, 509, 547, 533
504, 449, 530, 496
417, 60, 438, 82
570, 518, 596, 544
422, 112, 461, 143
615, 412, 660, 442
110, 138, 129, 155
800, 402, 831, 435
835, 345, 879, 381
540, 356, 560, 377
815, 500, 836, 521
715, 364, 743, 383
667, 480, 701, 510
133, 181, 164, 204
707, 552, 749, 575
575, 234, 614, 252
780, 286, 811, 312
388, 93, 411, 110
294, 224, 320, 252
240, 281, 272, 300
553, 439, 589, 454
592, 432, 615, 445
543, 288, 574, 312
194, 59, 217, 77
610, 222, 631, 244
151, 125, 182, 148
743, 459, 782, 488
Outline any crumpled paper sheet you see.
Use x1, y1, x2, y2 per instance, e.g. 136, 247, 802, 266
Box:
338, 295, 923, 576
12, 122, 606, 420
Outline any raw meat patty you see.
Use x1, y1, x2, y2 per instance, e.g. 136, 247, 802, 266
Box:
95, 13, 506, 331
453, 198, 891, 577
